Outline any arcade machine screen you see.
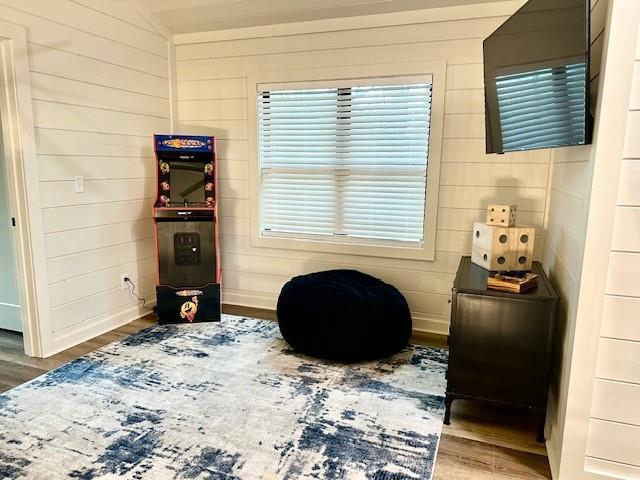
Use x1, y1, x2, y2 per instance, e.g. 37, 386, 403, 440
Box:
168, 161, 206, 205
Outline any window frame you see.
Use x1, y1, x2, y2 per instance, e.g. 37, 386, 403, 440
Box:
247, 61, 446, 261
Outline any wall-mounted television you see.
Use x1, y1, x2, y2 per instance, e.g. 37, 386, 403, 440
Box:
483, 0, 592, 154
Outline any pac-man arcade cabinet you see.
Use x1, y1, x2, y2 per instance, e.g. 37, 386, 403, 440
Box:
153, 134, 221, 324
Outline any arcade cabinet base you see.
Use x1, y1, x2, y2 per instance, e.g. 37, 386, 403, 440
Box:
156, 284, 221, 324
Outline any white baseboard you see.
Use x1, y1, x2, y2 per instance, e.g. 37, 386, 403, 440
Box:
223, 288, 450, 336
49, 302, 155, 357
412, 313, 450, 336
223, 289, 277, 311
584, 457, 640, 480
45, 288, 450, 358
546, 432, 560, 480
0, 302, 22, 332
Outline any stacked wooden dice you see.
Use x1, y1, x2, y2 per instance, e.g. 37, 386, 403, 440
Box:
471, 204, 535, 272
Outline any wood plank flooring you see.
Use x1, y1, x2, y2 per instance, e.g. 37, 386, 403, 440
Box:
0, 305, 551, 479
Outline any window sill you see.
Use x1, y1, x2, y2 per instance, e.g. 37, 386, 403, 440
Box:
251, 231, 435, 261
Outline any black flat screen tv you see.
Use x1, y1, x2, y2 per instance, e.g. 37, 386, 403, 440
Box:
484, 0, 592, 154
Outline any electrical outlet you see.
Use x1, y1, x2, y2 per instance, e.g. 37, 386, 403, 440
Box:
74, 175, 84, 193
120, 274, 130, 290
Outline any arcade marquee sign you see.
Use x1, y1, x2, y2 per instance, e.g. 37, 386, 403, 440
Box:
161, 138, 207, 149
156, 135, 213, 152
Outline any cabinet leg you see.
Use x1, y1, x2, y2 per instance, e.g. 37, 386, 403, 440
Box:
444, 394, 453, 425
537, 411, 546, 443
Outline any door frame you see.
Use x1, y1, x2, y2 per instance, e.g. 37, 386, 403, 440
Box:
0, 21, 52, 357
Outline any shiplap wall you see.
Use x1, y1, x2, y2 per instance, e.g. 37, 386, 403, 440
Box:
1, 0, 170, 352
585, 23, 640, 477
542, 0, 609, 475
174, 1, 550, 334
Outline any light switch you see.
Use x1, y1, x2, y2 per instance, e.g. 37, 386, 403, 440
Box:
74, 175, 84, 193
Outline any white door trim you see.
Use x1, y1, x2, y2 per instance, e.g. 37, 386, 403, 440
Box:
0, 21, 53, 357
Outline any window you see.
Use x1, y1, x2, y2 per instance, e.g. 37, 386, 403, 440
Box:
495, 63, 587, 152
257, 78, 433, 247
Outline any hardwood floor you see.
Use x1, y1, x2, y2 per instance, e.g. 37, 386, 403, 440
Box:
0, 305, 551, 479
0, 316, 157, 392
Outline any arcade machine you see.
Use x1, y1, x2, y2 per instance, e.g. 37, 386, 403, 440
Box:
152, 134, 221, 324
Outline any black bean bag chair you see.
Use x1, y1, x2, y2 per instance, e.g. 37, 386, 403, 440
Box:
276, 269, 412, 361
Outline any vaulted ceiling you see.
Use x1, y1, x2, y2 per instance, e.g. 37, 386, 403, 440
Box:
144, 0, 509, 34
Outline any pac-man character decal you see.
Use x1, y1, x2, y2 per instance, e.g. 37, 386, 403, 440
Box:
159, 161, 170, 174
160, 181, 170, 191
180, 296, 199, 322
205, 182, 214, 192
204, 163, 213, 175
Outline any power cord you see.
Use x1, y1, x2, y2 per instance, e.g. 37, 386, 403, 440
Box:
124, 277, 153, 311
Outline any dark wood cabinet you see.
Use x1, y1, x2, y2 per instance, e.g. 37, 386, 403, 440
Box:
445, 256, 559, 441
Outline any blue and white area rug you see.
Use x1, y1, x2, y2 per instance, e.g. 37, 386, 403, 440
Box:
0, 315, 448, 480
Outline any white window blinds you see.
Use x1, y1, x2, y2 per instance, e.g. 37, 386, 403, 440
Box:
496, 63, 587, 152
258, 80, 432, 245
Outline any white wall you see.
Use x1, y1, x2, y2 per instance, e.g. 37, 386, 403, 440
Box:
585, 17, 640, 478
542, 0, 609, 475
1, 0, 171, 354
174, 0, 551, 335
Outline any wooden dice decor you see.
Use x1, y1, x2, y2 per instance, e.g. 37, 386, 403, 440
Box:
471, 222, 535, 271
487, 204, 517, 227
